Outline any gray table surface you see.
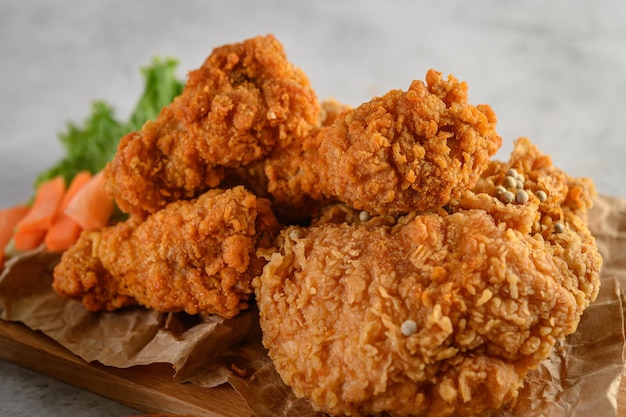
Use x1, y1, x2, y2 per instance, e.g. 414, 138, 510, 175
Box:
1, 1, 625, 416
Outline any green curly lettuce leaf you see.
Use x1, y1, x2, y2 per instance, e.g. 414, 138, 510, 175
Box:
35, 57, 184, 188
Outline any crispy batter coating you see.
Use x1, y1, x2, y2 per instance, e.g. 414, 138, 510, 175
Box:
223, 97, 353, 224
455, 137, 601, 314
259, 128, 326, 223
53, 186, 279, 318
318, 70, 502, 215
264, 69, 502, 218
254, 138, 601, 417
104, 34, 320, 216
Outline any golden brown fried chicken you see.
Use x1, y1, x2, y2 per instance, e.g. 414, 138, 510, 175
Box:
264, 69, 502, 218
221, 97, 353, 224
254, 138, 601, 417
104, 34, 320, 217
455, 137, 601, 313
53, 186, 279, 318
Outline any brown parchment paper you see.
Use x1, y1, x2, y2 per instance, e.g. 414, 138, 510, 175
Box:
0, 194, 625, 417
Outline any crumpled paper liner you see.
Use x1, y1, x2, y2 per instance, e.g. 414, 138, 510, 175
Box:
1, 195, 625, 417
0, 250, 260, 388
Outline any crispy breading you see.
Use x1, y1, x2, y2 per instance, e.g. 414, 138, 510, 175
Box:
260, 128, 326, 223
53, 186, 279, 318
221, 98, 353, 224
104, 34, 320, 217
215, 70, 500, 223
254, 138, 601, 417
317, 69, 502, 215
456, 137, 601, 313
264, 69, 502, 218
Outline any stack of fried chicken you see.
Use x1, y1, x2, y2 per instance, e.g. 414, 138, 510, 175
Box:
52, 34, 602, 417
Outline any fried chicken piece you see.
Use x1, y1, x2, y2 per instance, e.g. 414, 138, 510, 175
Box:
255, 211, 584, 417
455, 137, 601, 313
104, 34, 320, 217
264, 69, 502, 217
254, 138, 601, 417
255, 129, 327, 223
53, 186, 279, 318
220, 98, 353, 225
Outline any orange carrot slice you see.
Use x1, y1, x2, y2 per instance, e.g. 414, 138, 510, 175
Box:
13, 230, 46, 251
44, 171, 93, 252
64, 171, 114, 231
0, 205, 30, 268
44, 215, 83, 252
59, 171, 93, 209
15, 176, 66, 234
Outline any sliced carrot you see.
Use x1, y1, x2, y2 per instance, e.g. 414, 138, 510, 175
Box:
0, 205, 30, 269
64, 171, 115, 231
59, 171, 93, 209
44, 171, 93, 252
44, 215, 83, 252
0, 206, 30, 247
15, 176, 66, 234
13, 230, 46, 251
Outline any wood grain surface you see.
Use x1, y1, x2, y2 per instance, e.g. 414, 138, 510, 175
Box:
0, 318, 624, 417
0, 319, 252, 417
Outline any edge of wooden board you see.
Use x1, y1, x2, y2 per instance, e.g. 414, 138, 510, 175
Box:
0, 319, 253, 417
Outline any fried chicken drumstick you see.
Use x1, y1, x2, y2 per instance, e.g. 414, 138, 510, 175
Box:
53, 186, 279, 318
104, 34, 320, 217
254, 138, 601, 417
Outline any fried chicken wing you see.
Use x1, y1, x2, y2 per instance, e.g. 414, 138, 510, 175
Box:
264, 69, 502, 218
53, 186, 279, 318
254, 138, 601, 417
104, 34, 320, 217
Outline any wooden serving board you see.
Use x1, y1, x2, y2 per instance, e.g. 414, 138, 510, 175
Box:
0, 319, 252, 417
1, 317, 625, 417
